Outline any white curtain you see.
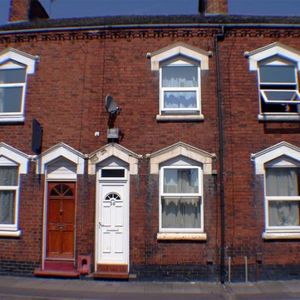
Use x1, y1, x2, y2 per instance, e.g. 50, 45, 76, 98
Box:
266, 168, 299, 226
0, 167, 17, 225
162, 197, 200, 228
162, 66, 198, 88
164, 169, 198, 193
162, 169, 200, 228
162, 66, 198, 109
164, 92, 196, 109
0, 191, 15, 224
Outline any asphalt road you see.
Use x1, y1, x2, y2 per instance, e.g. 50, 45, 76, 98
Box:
2, 276, 300, 300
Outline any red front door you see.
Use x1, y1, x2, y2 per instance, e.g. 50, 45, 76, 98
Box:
46, 182, 75, 259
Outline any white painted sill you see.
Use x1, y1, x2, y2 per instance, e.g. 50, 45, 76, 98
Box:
156, 114, 204, 122
0, 230, 22, 237
157, 232, 207, 241
0, 115, 25, 123
258, 114, 300, 122
262, 232, 300, 240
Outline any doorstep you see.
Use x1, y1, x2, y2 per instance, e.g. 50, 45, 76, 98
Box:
34, 268, 80, 278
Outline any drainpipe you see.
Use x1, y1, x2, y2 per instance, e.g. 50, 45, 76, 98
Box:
215, 25, 226, 283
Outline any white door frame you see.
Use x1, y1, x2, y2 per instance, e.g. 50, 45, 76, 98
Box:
95, 166, 130, 270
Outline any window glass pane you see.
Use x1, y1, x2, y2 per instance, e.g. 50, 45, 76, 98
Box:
164, 91, 197, 109
161, 196, 200, 228
266, 168, 299, 196
0, 87, 23, 112
162, 66, 198, 87
263, 91, 300, 102
0, 166, 18, 186
0, 191, 15, 224
269, 201, 300, 226
260, 66, 296, 83
101, 169, 125, 177
164, 168, 199, 193
260, 99, 300, 114
0, 69, 26, 84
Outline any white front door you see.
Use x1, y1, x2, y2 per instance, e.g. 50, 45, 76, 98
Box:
97, 181, 129, 265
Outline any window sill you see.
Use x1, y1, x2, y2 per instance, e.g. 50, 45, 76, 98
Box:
157, 232, 207, 241
258, 114, 300, 122
262, 232, 300, 240
0, 230, 21, 237
156, 114, 204, 122
0, 115, 25, 123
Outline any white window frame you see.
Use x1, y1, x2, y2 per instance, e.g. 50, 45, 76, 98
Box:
150, 43, 210, 121
258, 60, 300, 114
0, 143, 29, 237
159, 165, 203, 233
159, 59, 201, 115
264, 165, 300, 233
0, 61, 27, 121
0, 48, 38, 123
252, 141, 300, 239
246, 42, 300, 121
0, 161, 20, 233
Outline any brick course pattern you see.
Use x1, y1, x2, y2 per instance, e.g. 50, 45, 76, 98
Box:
0, 15, 300, 281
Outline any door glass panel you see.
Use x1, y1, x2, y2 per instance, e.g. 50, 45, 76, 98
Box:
101, 169, 125, 178
50, 183, 73, 197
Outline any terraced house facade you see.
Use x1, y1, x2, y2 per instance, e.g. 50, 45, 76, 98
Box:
0, 0, 300, 281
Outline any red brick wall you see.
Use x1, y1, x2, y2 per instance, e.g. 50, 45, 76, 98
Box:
219, 29, 300, 279
0, 25, 299, 280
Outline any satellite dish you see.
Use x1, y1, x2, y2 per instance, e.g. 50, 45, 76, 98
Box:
105, 95, 120, 115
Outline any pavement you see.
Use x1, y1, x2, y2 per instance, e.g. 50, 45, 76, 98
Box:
1, 275, 300, 300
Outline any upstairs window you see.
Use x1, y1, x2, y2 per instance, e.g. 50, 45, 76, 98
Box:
259, 58, 300, 114
0, 62, 27, 117
246, 42, 300, 121
160, 57, 200, 114
0, 48, 37, 123
150, 43, 210, 121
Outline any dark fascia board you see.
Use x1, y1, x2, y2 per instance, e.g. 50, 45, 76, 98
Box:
0, 15, 300, 32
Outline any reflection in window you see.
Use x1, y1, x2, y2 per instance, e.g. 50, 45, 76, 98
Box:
258, 59, 300, 114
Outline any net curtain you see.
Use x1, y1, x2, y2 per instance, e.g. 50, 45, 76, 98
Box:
266, 168, 299, 226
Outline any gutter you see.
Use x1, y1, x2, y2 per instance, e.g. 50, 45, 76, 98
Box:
214, 25, 226, 284
0, 22, 300, 35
